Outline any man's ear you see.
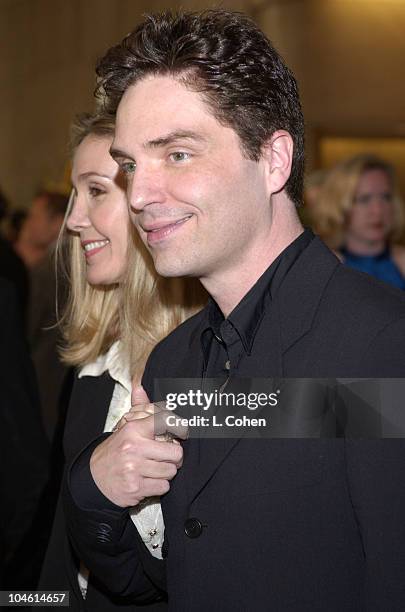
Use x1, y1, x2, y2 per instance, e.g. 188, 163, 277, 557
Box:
262, 130, 294, 195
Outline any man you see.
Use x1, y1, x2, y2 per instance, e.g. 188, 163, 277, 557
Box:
0, 278, 49, 588
0, 188, 29, 314
15, 190, 67, 270
19, 190, 70, 438
64, 11, 405, 611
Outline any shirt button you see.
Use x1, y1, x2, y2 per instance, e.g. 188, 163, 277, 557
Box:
184, 517, 203, 538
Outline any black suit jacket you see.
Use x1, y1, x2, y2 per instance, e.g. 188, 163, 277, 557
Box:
0, 237, 29, 316
40, 373, 167, 611
64, 239, 405, 611
28, 249, 68, 439
0, 277, 49, 589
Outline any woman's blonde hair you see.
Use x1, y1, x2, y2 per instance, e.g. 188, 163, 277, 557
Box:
59, 112, 206, 377
121, 227, 206, 382
313, 154, 405, 249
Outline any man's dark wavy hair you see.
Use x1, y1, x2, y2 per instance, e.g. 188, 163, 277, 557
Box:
96, 10, 305, 206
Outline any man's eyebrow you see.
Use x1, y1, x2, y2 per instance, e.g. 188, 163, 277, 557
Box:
109, 131, 206, 160
146, 130, 207, 148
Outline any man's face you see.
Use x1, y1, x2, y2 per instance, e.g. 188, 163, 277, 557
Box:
113, 75, 272, 283
22, 196, 61, 248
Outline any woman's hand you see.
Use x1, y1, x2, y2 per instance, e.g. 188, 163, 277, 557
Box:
113, 384, 185, 443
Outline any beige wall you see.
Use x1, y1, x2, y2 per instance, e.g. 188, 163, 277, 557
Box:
257, 0, 405, 173
2, 0, 405, 208
0, 0, 247, 209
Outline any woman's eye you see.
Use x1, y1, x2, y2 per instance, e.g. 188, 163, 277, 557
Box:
355, 193, 393, 206
122, 161, 136, 174
169, 152, 190, 162
89, 186, 105, 197
355, 195, 371, 206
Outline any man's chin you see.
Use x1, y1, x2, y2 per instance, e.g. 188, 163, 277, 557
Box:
152, 255, 197, 279
154, 262, 186, 278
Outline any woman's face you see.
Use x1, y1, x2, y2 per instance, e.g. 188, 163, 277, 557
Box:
67, 134, 129, 285
346, 168, 394, 248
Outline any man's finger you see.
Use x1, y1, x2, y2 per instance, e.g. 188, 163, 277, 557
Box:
129, 402, 161, 416
122, 410, 188, 441
153, 410, 189, 441
113, 410, 151, 432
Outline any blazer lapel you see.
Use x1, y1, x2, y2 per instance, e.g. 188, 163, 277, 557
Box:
186, 302, 284, 504
63, 373, 115, 462
277, 237, 339, 354
185, 238, 340, 503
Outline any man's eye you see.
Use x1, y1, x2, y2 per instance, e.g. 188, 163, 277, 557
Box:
169, 152, 190, 162
122, 161, 136, 174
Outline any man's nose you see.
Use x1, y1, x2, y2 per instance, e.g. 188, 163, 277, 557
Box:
66, 194, 91, 231
127, 164, 166, 212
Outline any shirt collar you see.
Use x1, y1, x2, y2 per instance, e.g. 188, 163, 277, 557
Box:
78, 340, 131, 393
204, 229, 314, 354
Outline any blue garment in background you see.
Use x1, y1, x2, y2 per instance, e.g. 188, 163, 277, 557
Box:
342, 247, 405, 290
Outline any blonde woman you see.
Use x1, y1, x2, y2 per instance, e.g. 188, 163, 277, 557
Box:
314, 154, 405, 289
39, 113, 205, 611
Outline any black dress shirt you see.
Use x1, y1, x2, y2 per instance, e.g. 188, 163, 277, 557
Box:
202, 228, 314, 382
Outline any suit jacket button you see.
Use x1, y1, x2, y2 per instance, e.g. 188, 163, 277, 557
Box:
184, 517, 203, 538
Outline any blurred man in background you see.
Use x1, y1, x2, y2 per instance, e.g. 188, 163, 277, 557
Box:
17, 190, 70, 439
15, 190, 67, 270
0, 277, 49, 589
0, 188, 28, 313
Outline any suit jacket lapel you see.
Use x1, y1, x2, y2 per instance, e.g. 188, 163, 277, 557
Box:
185, 238, 340, 502
60, 373, 114, 606
63, 373, 115, 463
277, 237, 339, 354
186, 301, 284, 503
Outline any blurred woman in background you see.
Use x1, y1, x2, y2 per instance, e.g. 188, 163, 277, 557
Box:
314, 154, 405, 289
39, 112, 205, 611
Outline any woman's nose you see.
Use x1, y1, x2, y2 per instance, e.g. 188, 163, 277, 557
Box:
66, 194, 91, 231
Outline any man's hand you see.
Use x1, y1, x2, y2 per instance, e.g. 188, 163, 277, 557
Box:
90, 411, 185, 508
